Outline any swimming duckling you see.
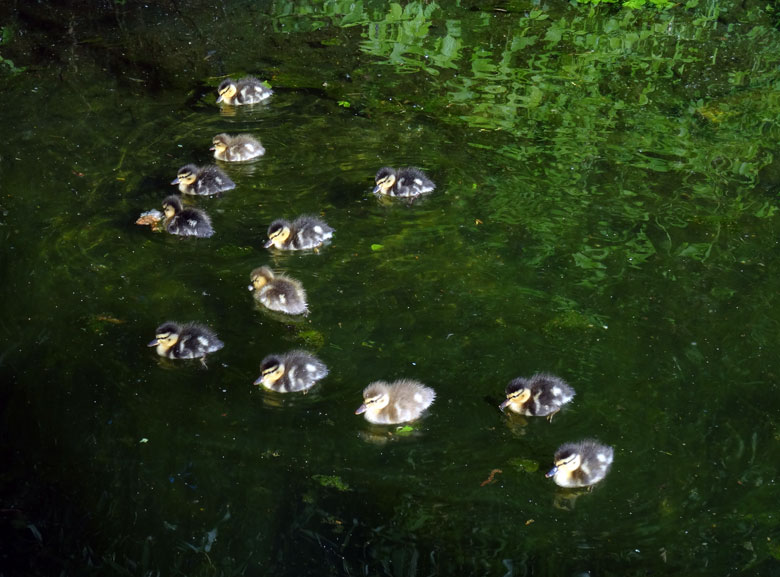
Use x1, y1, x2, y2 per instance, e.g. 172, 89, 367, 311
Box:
355, 379, 436, 425
254, 350, 328, 393
373, 167, 435, 198
546, 440, 614, 489
161, 195, 214, 238
248, 266, 308, 315
147, 322, 224, 363
499, 373, 574, 421
171, 164, 235, 196
264, 216, 334, 251
217, 77, 273, 105
211, 133, 265, 162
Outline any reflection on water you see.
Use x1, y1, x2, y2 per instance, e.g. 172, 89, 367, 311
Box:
1, 1, 780, 576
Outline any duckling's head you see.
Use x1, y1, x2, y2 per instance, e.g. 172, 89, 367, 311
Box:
211, 133, 230, 155
499, 378, 531, 412
253, 354, 285, 387
171, 164, 198, 187
147, 322, 181, 348
373, 167, 397, 195
545, 448, 582, 479
248, 266, 275, 291
355, 382, 391, 414
216, 79, 237, 103
264, 220, 292, 249
161, 195, 183, 219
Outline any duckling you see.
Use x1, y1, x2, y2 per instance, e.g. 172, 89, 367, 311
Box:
216, 77, 273, 105
373, 167, 435, 198
264, 216, 334, 251
355, 379, 436, 425
248, 266, 308, 315
499, 373, 575, 421
147, 322, 224, 363
546, 440, 614, 489
254, 350, 328, 393
161, 195, 214, 238
171, 164, 235, 196
211, 133, 265, 162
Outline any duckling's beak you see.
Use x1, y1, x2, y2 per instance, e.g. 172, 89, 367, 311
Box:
498, 398, 511, 412
247, 284, 255, 291
355, 404, 368, 415
372, 184, 382, 194
147, 338, 159, 347
170, 177, 180, 185
263, 239, 273, 248
545, 466, 558, 478
209, 146, 216, 151
216, 94, 224, 104
252, 376, 263, 386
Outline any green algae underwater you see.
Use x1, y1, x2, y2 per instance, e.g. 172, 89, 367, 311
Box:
1, 0, 780, 575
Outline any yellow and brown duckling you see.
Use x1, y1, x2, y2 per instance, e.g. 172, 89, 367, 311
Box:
211, 133, 265, 162
499, 373, 574, 421
373, 167, 435, 198
355, 379, 436, 425
248, 266, 308, 315
147, 322, 224, 362
546, 440, 614, 489
171, 164, 235, 196
254, 350, 328, 393
216, 77, 273, 105
264, 216, 334, 251
161, 195, 214, 238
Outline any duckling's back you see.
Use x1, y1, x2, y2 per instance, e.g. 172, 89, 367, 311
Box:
257, 278, 308, 315
279, 350, 328, 392
292, 216, 334, 249
192, 166, 235, 195
166, 209, 214, 238
382, 379, 436, 424
529, 373, 575, 415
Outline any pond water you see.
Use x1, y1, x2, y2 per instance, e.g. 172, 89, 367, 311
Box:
1, 0, 780, 575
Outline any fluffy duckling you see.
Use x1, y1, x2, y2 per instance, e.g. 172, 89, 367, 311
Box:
248, 266, 308, 315
217, 77, 273, 105
211, 133, 265, 162
373, 167, 435, 198
499, 373, 574, 421
171, 164, 235, 196
355, 379, 436, 425
546, 440, 614, 489
254, 350, 328, 393
264, 216, 334, 251
147, 322, 224, 362
161, 195, 214, 238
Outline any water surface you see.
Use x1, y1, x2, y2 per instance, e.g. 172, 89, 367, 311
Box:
1, 1, 779, 575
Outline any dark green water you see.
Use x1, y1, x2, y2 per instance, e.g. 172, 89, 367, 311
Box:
1, 0, 780, 575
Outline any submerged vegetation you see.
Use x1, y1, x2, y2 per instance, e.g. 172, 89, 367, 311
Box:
1, 0, 780, 575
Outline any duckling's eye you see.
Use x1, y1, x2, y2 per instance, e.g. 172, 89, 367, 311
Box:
156, 332, 171, 340
262, 366, 278, 376
559, 454, 577, 466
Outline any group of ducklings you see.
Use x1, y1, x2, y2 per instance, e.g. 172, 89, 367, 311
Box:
142, 76, 612, 492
